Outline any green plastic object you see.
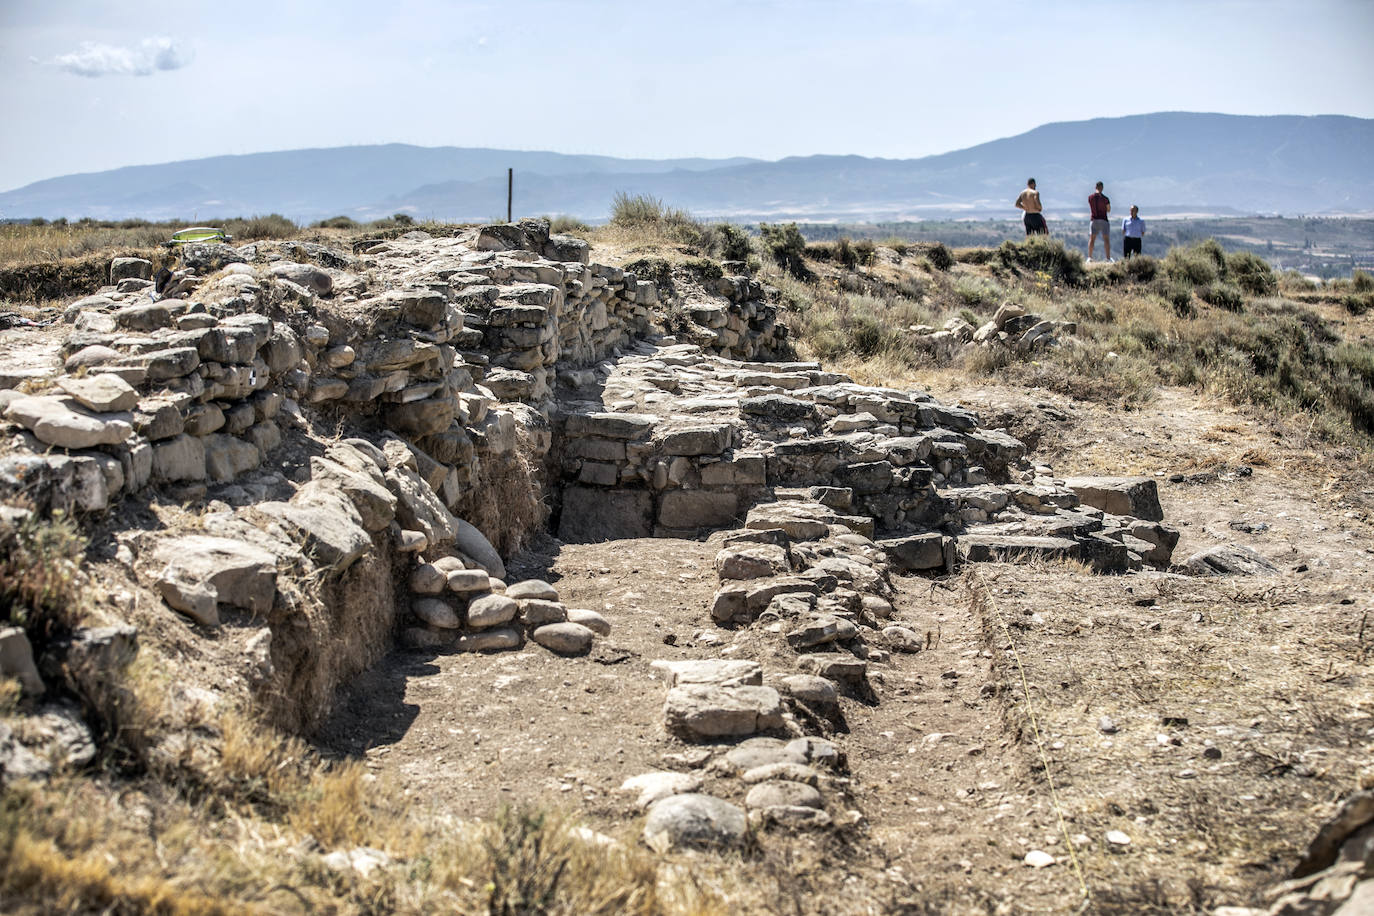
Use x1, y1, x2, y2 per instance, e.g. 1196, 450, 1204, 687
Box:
169, 226, 227, 244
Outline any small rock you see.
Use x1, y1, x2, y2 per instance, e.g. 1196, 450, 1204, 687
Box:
506, 579, 559, 601
520, 599, 568, 627
466, 594, 518, 629
643, 794, 748, 854
531, 622, 595, 656
413, 598, 460, 629
1024, 849, 1055, 868
1099, 716, 1119, 734
744, 780, 822, 810
1106, 830, 1131, 846
566, 608, 611, 636
619, 771, 702, 809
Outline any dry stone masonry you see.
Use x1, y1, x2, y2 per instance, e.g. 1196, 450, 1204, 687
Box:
1, 216, 1191, 851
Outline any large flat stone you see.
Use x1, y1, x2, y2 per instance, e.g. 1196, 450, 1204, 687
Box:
664, 684, 784, 739
1062, 476, 1164, 522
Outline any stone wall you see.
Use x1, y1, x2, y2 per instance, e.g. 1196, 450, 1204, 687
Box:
0, 219, 793, 730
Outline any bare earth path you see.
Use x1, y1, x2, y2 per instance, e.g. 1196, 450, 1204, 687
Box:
317, 384, 1374, 914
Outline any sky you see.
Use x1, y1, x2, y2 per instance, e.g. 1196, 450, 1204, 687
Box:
2, 0, 1372, 192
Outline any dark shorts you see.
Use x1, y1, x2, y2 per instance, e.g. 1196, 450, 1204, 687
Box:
1023, 212, 1047, 235
1124, 237, 1143, 257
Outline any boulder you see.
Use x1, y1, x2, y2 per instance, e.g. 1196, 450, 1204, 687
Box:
455, 627, 522, 652
566, 608, 611, 636
715, 543, 790, 580
466, 594, 518, 629
255, 491, 371, 572
744, 780, 824, 810
620, 771, 703, 809
56, 375, 138, 413
1062, 476, 1164, 522
531, 622, 595, 655
151, 535, 278, 623
454, 518, 504, 578
0, 627, 45, 696
643, 794, 748, 854
6, 396, 132, 449
651, 658, 763, 688
413, 598, 460, 629
506, 579, 559, 601
663, 684, 785, 740
1186, 544, 1280, 577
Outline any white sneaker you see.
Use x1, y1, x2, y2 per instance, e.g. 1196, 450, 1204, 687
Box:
1086, 257, 1094, 263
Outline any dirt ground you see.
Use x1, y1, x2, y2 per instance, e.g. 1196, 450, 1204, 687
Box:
315, 382, 1374, 914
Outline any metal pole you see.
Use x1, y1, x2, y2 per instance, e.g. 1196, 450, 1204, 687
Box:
507, 168, 513, 223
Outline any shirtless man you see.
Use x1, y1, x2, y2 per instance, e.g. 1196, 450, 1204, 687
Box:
1015, 178, 1047, 236
1088, 181, 1112, 261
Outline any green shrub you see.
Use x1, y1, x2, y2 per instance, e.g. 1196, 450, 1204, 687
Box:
954, 247, 994, 265
1344, 293, 1373, 316
1353, 269, 1374, 293
1199, 282, 1245, 311
1279, 269, 1318, 293
610, 192, 669, 227
682, 257, 723, 282
608, 192, 716, 253
624, 257, 674, 297
853, 239, 876, 266
223, 214, 298, 240
759, 222, 810, 278
1122, 255, 1159, 283
882, 237, 910, 257
1225, 250, 1277, 295
717, 223, 752, 261
954, 277, 1001, 307
927, 243, 954, 271
996, 236, 1085, 286
1165, 239, 1227, 286
313, 215, 358, 230
548, 215, 590, 234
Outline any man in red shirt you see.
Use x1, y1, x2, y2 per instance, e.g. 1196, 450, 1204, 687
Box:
1088, 181, 1112, 262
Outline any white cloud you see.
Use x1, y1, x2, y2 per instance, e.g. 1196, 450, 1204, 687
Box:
53, 37, 193, 78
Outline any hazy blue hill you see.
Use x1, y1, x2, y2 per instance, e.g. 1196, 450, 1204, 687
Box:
374, 113, 1374, 221
2, 114, 1369, 222
0, 145, 760, 222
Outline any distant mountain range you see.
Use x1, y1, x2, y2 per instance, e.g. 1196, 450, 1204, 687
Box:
2, 113, 1370, 223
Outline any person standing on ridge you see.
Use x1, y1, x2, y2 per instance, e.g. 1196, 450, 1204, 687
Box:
1016, 178, 1047, 236
1122, 205, 1145, 259
1087, 181, 1112, 262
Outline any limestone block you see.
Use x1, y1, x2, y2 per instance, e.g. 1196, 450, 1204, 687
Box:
664, 684, 785, 740
715, 543, 790, 580
56, 375, 137, 413
659, 490, 738, 529
151, 435, 207, 482
151, 535, 278, 618
203, 434, 261, 482
558, 487, 652, 542
1062, 476, 1164, 522
659, 425, 732, 457
651, 658, 763, 688
5, 396, 132, 450
256, 490, 371, 572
